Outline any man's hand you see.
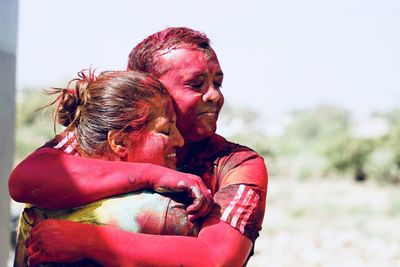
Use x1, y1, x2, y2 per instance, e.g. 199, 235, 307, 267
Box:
152, 171, 213, 221
25, 219, 86, 266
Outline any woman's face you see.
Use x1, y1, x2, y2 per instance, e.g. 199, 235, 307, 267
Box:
124, 97, 184, 170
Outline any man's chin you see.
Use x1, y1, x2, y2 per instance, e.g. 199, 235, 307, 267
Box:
196, 124, 217, 139
181, 127, 215, 143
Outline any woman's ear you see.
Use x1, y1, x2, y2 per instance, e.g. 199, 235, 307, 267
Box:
108, 130, 128, 160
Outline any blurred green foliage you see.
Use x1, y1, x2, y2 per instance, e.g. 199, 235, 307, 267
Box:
14, 89, 57, 164
366, 118, 400, 184
220, 103, 400, 184
281, 105, 351, 155
324, 135, 376, 181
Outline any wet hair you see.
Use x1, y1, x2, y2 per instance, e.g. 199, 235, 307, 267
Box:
47, 69, 168, 157
127, 27, 212, 77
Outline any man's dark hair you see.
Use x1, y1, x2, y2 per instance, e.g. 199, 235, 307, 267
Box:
127, 27, 212, 77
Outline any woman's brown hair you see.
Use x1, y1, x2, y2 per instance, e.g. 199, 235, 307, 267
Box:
47, 69, 169, 157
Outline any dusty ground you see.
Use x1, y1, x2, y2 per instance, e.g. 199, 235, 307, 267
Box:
248, 178, 400, 267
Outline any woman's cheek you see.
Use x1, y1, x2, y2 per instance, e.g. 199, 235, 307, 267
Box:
140, 136, 168, 166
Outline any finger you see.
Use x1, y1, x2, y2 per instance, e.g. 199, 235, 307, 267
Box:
190, 186, 202, 208
196, 181, 213, 201
187, 182, 214, 209
155, 186, 184, 194
186, 197, 207, 219
202, 188, 213, 205
197, 196, 213, 216
27, 250, 45, 267
190, 184, 213, 207
26, 239, 41, 258
187, 199, 202, 215
25, 233, 40, 253
187, 198, 213, 221
26, 224, 44, 248
186, 201, 201, 216
187, 187, 214, 220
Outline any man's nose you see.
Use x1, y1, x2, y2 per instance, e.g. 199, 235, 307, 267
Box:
202, 84, 222, 103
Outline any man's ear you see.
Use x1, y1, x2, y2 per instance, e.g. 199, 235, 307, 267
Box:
108, 130, 128, 160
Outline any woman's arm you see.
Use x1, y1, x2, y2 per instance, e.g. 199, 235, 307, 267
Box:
9, 147, 212, 219
26, 217, 252, 267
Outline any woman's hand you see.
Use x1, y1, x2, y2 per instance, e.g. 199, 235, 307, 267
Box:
25, 219, 87, 266
152, 171, 213, 221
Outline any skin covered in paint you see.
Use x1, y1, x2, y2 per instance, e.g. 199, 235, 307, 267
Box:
13, 95, 203, 267
24, 47, 265, 267
157, 48, 224, 144
9, 96, 212, 219
26, 218, 252, 267
122, 97, 184, 170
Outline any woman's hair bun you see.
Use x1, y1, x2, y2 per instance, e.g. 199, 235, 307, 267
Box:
46, 68, 96, 129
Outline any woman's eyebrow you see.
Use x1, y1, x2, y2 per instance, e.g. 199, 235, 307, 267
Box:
187, 72, 206, 79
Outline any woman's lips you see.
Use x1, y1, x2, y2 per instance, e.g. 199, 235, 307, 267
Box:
165, 152, 177, 169
166, 152, 176, 159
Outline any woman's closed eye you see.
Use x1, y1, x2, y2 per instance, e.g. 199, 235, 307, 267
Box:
160, 130, 170, 136
158, 126, 171, 136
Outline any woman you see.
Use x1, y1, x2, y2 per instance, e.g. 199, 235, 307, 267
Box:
14, 69, 212, 266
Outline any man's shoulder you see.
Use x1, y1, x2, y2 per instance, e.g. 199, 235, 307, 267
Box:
180, 134, 267, 188
209, 134, 268, 189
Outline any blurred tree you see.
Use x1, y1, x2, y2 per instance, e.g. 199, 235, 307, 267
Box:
324, 134, 376, 181
384, 108, 400, 126
280, 105, 351, 154
366, 115, 400, 184
14, 89, 56, 165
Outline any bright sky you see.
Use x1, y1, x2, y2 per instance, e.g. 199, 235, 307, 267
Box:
17, 0, 400, 121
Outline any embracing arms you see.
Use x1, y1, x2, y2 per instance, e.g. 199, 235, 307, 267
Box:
26, 217, 252, 267
24, 152, 268, 267
9, 147, 212, 219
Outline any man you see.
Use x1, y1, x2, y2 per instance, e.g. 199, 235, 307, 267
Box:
10, 27, 268, 266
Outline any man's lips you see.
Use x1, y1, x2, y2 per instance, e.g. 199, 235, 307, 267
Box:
197, 110, 218, 116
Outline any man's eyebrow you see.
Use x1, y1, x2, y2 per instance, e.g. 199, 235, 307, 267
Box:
216, 71, 224, 77
180, 70, 224, 81
189, 71, 224, 78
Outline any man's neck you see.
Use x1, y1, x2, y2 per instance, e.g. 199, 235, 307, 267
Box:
176, 142, 195, 167
176, 134, 217, 169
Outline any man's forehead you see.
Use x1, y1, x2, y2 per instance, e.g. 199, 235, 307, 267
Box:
158, 48, 222, 75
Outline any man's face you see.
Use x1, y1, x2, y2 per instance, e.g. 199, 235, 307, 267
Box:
158, 48, 224, 142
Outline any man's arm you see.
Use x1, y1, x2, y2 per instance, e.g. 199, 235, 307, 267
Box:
209, 150, 268, 247
9, 147, 212, 218
26, 217, 252, 267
